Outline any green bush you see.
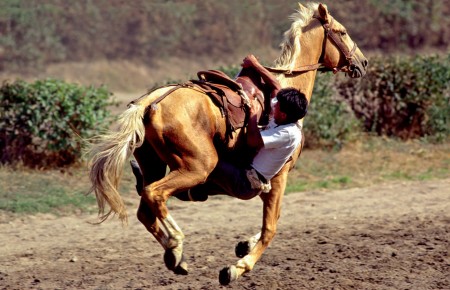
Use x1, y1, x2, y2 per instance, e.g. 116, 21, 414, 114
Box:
0, 79, 114, 167
218, 65, 241, 78
304, 73, 363, 148
337, 54, 450, 141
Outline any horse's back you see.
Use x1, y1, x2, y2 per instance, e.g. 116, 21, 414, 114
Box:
135, 86, 226, 144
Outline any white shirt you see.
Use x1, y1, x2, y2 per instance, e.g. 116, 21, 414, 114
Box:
251, 120, 302, 181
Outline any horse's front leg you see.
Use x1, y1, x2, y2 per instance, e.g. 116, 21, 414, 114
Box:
235, 232, 261, 258
219, 165, 289, 285
233, 139, 304, 260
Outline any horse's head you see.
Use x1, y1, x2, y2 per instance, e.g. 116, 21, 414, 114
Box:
274, 3, 368, 79
314, 3, 368, 78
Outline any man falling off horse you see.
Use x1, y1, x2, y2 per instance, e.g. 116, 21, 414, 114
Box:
132, 54, 308, 201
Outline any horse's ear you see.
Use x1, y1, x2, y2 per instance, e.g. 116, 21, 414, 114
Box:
318, 3, 329, 23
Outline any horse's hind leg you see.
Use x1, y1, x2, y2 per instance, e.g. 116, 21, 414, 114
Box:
133, 142, 169, 244
137, 133, 218, 274
132, 160, 211, 203
134, 142, 192, 274
143, 160, 217, 272
130, 160, 144, 194
133, 142, 189, 270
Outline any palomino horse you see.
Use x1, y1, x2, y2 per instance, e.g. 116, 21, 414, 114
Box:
88, 3, 368, 285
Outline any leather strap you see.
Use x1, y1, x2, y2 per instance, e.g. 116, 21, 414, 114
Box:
263, 63, 326, 75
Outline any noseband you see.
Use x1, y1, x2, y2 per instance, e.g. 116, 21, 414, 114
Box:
265, 16, 357, 75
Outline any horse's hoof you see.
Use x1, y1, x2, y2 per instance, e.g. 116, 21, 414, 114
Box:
235, 241, 251, 258
173, 255, 188, 275
164, 248, 183, 271
219, 265, 238, 285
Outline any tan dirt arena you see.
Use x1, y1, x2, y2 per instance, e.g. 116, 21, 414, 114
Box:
1, 179, 449, 289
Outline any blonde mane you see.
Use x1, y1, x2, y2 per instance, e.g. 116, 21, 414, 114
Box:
274, 2, 320, 71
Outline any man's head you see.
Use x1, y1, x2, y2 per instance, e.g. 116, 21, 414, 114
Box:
272, 88, 308, 125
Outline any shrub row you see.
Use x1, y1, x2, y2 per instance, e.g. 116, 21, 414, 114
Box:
337, 54, 449, 142
1, 54, 447, 167
304, 73, 362, 149
0, 79, 113, 168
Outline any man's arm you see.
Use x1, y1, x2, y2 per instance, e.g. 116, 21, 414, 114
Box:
246, 99, 264, 150
242, 54, 282, 98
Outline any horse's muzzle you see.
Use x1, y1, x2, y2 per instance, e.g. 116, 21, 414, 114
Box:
348, 58, 369, 78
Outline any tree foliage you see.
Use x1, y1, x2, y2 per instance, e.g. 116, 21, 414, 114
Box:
0, 0, 448, 71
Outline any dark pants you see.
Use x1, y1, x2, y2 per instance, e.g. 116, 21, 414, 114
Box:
131, 159, 261, 201
192, 160, 261, 200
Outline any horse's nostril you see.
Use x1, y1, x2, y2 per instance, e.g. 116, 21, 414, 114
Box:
362, 59, 369, 68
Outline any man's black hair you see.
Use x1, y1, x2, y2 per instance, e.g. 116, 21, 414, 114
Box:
276, 88, 308, 123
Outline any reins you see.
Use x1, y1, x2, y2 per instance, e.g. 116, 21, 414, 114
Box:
263, 63, 327, 75
264, 16, 356, 75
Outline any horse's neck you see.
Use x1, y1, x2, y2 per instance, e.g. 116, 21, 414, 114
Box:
279, 25, 324, 102
278, 71, 317, 103
279, 37, 323, 101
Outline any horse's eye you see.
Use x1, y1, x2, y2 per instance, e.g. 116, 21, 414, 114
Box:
340, 31, 347, 36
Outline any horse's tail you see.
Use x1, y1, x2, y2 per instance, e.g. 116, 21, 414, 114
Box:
87, 103, 146, 223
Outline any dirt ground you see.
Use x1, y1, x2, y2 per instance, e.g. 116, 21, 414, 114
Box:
0, 178, 449, 290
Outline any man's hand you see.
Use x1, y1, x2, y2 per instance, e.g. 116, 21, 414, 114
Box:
241, 54, 282, 95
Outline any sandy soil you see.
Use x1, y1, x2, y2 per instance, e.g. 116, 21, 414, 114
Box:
1, 179, 449, 290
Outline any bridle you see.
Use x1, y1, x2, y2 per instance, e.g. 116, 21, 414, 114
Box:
319, 16, 358, 74
265, 16, 357, 75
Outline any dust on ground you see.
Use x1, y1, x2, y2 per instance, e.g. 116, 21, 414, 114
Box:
1, 179, 449, 289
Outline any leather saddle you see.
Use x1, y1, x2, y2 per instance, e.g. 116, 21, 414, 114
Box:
194, 70, 266, 135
